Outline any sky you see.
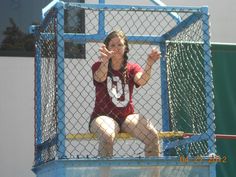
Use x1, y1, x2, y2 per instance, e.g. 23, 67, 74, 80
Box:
0, 1, 236, 177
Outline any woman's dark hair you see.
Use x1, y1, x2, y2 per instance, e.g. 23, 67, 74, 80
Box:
104, 30, 129, 84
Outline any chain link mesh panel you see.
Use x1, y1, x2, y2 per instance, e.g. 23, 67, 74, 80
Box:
34, 9, 58, 164
166, 13, 213, 157
34, 2, 215, 166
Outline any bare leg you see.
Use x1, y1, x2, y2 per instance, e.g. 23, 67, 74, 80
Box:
121, 114, 160, 157
122, 114, 160, 176
90, 116, 120, 157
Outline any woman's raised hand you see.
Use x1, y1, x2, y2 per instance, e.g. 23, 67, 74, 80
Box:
147, 47, 161, 65
99, 45, 114, 63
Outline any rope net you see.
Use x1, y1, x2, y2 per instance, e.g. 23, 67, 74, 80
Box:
34, 9, 58, 163
165, 16, 209, 156
34, 2, 214, 165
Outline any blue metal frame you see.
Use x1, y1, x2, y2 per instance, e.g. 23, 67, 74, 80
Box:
40, 33, 164, 44
32, 1, 216, 176
35, 38, 42, 165
201, 7, 216, 177
150, 0, 182, 24
42, 0, 60, 19
98, 0, 106, 35
37, 156, 214, 167
201, 6, 216, 155
32, 158, 216, 177
160, 42, 171, 156
55, 1, 66, 159
66, 3, 203, 12
165, 133, 209, 150
162, 12, 202, 41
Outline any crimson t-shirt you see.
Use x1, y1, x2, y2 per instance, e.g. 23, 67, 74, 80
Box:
91, 61, 143, 124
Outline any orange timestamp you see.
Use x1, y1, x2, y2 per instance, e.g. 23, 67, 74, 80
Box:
179, 155, 227, 163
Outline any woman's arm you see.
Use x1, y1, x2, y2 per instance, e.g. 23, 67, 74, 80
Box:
94, 62, 109, 82
94, 45, 114, 83
134, 48, 161, 86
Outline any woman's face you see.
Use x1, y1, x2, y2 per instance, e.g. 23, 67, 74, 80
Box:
107, 36, 126, 59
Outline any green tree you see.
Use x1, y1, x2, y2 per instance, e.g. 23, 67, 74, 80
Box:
1, 18, 35, 52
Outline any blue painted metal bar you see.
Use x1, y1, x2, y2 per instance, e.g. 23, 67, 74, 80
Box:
33, 157, 214, 177
35, 40, 42, 165
41, 33, 163, 44
72, 157, 212, 166
64, 33, 105, 42
164, 132, 209, 150
33, 157, 214, 168
66, 2, 203, 12
99, 0, 105, 4
161, 12, 202, 41
201, 7, 216, 156
55, 1, 66, 159
98, 0, 106, 35
149, 0, 182, 24
42, 0, 60, 19
209, 163, 217, 177
160, 43, 171, 156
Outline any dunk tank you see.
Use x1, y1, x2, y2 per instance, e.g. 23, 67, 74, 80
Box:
31, 0, 216, 176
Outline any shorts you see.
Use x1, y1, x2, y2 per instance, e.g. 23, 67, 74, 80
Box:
89, 114, 126, 133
